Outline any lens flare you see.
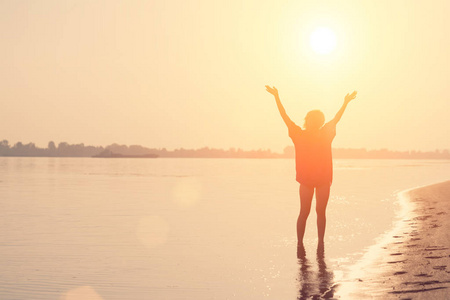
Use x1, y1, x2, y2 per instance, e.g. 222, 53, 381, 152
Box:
172, 177, 202, 208
61, 286, 103, 300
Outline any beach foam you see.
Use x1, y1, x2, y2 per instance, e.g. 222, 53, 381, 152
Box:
336, 180, 450, 299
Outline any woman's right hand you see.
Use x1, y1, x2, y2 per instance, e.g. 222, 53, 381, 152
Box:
344, 91, 357, 104
265, 85, 279, 97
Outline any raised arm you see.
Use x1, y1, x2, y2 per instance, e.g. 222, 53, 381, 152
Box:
265, 85, 295, 128
330, 91, 357, 125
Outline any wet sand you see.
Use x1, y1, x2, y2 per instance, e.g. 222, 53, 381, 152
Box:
338, 180, 450, 299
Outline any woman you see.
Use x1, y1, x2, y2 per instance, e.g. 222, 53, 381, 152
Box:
265, 85, 357, 248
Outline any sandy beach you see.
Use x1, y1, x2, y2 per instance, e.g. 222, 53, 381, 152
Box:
338, 180, 450, 299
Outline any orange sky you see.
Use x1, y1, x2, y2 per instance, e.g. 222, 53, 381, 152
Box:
1, 1, 449, 152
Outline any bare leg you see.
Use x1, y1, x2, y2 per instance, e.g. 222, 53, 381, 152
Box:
315, 184, 330, 244
297, 184, 314, 246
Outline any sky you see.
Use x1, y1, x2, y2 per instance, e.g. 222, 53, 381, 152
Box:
1, 0, 449, 152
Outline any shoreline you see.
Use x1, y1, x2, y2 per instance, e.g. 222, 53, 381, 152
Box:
336, 180, 450, 299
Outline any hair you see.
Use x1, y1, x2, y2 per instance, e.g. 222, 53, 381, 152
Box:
304, 110, 325, 130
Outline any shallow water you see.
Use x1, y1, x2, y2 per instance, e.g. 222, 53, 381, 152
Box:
0, 157, 448, 299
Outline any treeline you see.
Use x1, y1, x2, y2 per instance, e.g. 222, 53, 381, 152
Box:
285, 146, 450, 159
0, 140, 449, 159
0, 140, 103, 157
331, 147, 450, 159
0, 140, 277, 158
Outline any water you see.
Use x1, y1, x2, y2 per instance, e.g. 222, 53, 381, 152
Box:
0, 157, 449, 299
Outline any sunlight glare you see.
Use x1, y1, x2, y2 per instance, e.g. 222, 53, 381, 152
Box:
310, 27, 337, 55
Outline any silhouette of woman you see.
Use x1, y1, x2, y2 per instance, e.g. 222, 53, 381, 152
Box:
265, 86, 357, 248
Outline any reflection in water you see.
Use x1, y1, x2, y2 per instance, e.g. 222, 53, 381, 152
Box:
297, 243, 337, 299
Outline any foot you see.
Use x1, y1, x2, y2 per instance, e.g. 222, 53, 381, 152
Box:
297, 243, 306, 259
317, 240, 325, 258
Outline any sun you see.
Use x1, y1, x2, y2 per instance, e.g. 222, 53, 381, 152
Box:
310, 27, 337, 55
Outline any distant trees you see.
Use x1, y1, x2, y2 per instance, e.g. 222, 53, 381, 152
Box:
284, 146, 450, 159
332, 147, 450, 159
48, 141, 56, 156
10, 142, 44, 156
0, 140, 10, 156
0, 140, 104, 157
0, 139, 448, 159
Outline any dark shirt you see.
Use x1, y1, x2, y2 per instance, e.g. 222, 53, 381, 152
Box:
288, 121, 336, 187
